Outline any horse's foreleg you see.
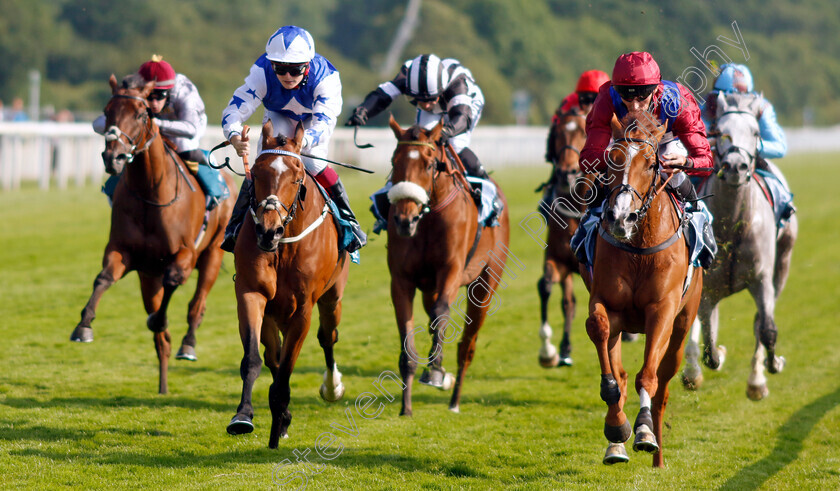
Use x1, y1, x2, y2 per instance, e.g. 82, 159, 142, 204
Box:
558, 271, 576, 366
316, 290, 345, 403
392, 278, 417, 416
268, 307, 312, 448
682, 317, 704, 390
701, 303, 726, 370
228, 291, 268, 436
537, 260, 560, 367
748, 276, 784, 401
178, 246, 224, 361
138, 274, 168, 393
72, 249, 130, 342
587, 302, 630, 447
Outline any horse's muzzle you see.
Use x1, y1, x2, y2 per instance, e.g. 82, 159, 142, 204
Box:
255, 223, 285, 252
393, 214, 420, 237
604, 195, 638, 240
721, 158, 751, 186
101, 151, 126, 175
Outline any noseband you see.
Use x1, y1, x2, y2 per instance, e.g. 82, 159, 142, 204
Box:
250, 149, 306, 230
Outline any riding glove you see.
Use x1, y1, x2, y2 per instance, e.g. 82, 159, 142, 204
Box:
345, 106, 368, 126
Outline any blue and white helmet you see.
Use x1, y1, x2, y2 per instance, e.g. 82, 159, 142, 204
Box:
266, 26, 315, 63
407, 54, 449, 100
714, 63, 754, 93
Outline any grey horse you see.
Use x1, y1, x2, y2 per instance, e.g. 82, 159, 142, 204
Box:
682, 92, 797, 400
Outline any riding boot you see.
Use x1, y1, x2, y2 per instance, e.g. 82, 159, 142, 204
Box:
220, 178, 253, 253
459, 147, 504, 224
328, 179, 367, 253
757, 157, 797, 219
666, 172, 698, 203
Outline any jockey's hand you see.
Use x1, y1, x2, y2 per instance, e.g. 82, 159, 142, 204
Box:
660, 152, 687, 173
345, 106, 368, 126
230, 133, 249, 158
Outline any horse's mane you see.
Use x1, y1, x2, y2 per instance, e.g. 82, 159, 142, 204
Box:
121, 73, 148, 90
620, 110, 662, 140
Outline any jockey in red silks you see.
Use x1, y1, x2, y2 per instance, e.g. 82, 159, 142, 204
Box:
580, 51, 713, 203
545, 69, 610, 164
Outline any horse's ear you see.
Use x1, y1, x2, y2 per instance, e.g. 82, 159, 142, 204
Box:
388, 114, 402, 138
715, 91, 728, 119
428, 119, 444, 142
109, 74, 119, 93
140, 79, 155, 98
262, 120, 275, 148
610, 114, 624, 139
293, 122, 305, 151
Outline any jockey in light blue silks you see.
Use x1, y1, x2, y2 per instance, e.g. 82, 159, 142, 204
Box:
702, 63, 796, 220
219, 25, 366, 253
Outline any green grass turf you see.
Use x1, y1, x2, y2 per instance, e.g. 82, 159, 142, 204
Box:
1, 155, 838, 489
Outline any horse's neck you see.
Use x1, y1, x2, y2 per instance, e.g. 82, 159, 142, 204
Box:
706, 177, 758, 224
124, 137, 176, 194
637, 193, 680, 246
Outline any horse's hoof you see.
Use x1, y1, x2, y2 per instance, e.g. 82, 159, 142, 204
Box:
418, 368, 445, 388
621, 332, 639, 342
70, 326, 94, 343
603, 442, 630, 465
175, 345, 197, 361
320, 382, 345, 402
449, 404, 460, 413
766, 355, 786, 374
632, 424, 659, 453
681, 368, 703, 390
713, 345, 727, 371
557, 356, 573, 367
441, 372, 455, 391
226, 415, 254, 435
747, 383, 769, 401
538, 352, 560, 368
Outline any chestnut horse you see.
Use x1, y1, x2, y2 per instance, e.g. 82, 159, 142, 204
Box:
583, 111, 703, 467
386, 116, 510, 415
537, 109, 588, 368
71, 75, 236, 394
226, 121, 349, 448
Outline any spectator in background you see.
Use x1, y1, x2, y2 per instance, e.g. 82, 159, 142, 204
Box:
11, 97, 28, 122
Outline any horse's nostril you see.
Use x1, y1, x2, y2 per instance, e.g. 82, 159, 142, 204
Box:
627, 213, 638, 224
275, 226, 285, 239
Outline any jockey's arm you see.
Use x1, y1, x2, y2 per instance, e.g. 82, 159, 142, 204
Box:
221, 62, 267, 144
668, 86, 713, 176
355, 64, 410, 121
303, 71, 343, 152
757, 102, 787, 159
580, 87, 615, 174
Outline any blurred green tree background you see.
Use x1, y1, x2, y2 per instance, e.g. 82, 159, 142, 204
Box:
2, 0, 838, 126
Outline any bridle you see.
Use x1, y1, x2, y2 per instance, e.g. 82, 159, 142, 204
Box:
605, 137, 662, 224
104, 94, 158, 165
714, 109, 760, 181
393, 139, 468, 219
104, 93, 186, 207
250, 149, 306, 232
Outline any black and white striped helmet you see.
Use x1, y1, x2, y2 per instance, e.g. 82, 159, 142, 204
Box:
407, 54, 448, 101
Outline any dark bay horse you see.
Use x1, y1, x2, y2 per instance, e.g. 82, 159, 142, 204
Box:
227, 121, 349, 448
537, 109, 588, 368
583, 112, 703, 467
681, 92, 797, 400
387, 115, 510, 415
72, 75, 236, 394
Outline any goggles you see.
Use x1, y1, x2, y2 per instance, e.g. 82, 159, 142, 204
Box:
148, 89, 170, 101
577, 92, 598, 106
614, 84, 657, 101
272, 62, 308, 76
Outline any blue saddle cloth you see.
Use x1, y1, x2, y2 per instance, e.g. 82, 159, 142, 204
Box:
368, 178, 500, 234
571, 198, 716, 269
310, 177, 360, 264
754, 168, 795, 228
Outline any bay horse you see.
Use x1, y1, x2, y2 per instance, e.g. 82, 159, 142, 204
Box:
387, 115, 510, 415
537, 109, 588, 368
681, 92, 797, 400
71, 74, 236, 394
583, 111, 703, 467
226, 121, 349, 448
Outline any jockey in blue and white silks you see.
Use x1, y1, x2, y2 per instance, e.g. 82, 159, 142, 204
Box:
219, 25, 365, 253
702, 63, 795, 220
